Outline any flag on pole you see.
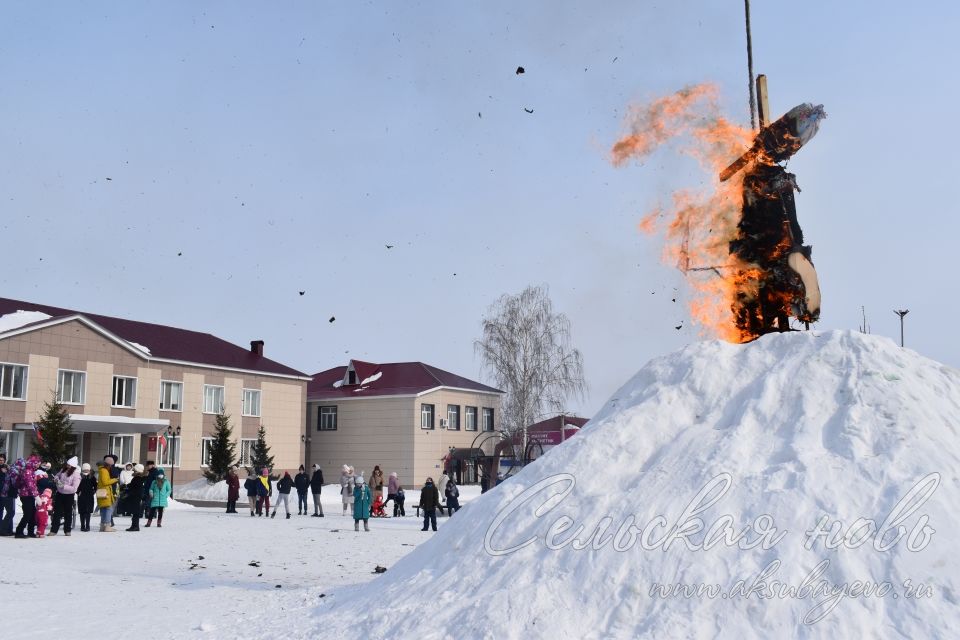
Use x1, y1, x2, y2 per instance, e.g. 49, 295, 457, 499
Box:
32, 422, 44, 444
158, 434, 167, 449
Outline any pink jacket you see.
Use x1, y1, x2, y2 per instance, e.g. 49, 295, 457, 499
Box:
55, 469, 81, 495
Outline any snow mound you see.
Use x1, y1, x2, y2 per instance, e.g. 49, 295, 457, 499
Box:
315, 330, 960, 639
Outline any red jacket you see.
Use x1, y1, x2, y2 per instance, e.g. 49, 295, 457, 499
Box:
226, 473, 240, 501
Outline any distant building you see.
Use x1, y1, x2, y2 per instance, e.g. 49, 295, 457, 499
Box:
0, 297, 309, 482
527, 414, 588, 459
306, 360, 503, 484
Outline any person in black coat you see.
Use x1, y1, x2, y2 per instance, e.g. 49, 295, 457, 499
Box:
273, 472, 294, 519
243, 470, 259, 516
76, 464, 98, 532
294, 465, 310, 516
419, 478, 441, 532
445, 478, 461, 516
309, 465, 325, 517
125, 465, 146, 532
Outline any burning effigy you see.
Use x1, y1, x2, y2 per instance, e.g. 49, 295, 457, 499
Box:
611, 85, 825, 342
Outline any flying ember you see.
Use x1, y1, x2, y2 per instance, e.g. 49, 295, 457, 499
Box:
611, 85, 826, 342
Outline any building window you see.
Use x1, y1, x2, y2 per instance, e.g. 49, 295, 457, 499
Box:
201, 437, 215, 467
318, 406, 338, 431
57, 370, 86, 405
447, 405, 460, 430
157, 436, 181, 468
203, 385, 225, 414
112, 376, 137, 408
238, 438, 257, 466
242, 389, 261, 417
0, 363, 27, 401
421, 404, 435, 430
0, 431, 24, 460
482, 407, 495, 431
108, 434, 134, 464
465, 406, 478, 431
159, 381, 183, 412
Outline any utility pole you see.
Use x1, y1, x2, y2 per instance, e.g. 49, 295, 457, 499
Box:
894, 309, 909, 347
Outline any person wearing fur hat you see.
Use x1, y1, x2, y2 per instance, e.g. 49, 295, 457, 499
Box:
76, 463, 97, 532
309, 464, 325, 517
14, 456, 40, 538
49, 456, 81, 536
125, 464, 146, 531
340, 465, 355, 515
146, 468, 171, 527
225, 466, 240, 514
353, 473, 372, 532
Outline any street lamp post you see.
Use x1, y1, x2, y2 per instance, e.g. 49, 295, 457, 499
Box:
893, 309, 909, 347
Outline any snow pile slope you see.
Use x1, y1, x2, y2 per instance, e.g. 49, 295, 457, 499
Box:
314, 330, 960, 639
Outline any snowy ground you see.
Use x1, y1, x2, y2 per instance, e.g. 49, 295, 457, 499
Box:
0, 488, 479, 639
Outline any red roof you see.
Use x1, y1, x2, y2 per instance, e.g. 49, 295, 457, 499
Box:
308, 361, 502, 400
528, 415, 590, 432
0, 296, 307, 378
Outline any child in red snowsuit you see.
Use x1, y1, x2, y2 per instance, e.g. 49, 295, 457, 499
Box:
36, 488, 53, 537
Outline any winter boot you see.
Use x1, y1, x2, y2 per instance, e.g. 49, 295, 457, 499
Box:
354, 520, 359, 532
364, 520, 370, 532
271, 511, 276, 519
157, 513, 163, 528
64, 531, 71, 536
126, 526, 140, 532
145, 519, 152, 527
250, 510, 255, 517
286, 513, 291, 519
101, 523, 116, 532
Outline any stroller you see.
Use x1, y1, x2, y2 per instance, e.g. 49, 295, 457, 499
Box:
370, 494, 388, 518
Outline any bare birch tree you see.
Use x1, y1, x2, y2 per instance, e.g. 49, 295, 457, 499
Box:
475, 285, 586, 457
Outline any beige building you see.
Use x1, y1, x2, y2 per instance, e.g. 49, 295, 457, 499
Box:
306, 360, 503, 486
0, 297, 309, 484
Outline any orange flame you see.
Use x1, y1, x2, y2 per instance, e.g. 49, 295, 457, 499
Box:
611, 83, 758, 342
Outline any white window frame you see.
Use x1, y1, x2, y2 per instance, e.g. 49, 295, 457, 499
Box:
0, 431, 24, 460
482, 407, 495, 432
447, 404, 460, 431
465, 406, 478, 431
238, 438, 257, 466
108, 434, 135, 465
317, 406, 337, 431
57, 369, 86, 405
159, 380, 183, 412
421, 404, 435, 430
111, 375, 138, 409
202, 385, 225, 414
242, 388, 262, 417
201, 437, 215, 467
157, 436, 181, 468
0, 363, 28, 401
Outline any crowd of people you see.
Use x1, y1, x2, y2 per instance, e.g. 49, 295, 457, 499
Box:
336, 464, 462, 533
0, 452, 172, 538
0, 451, 467, 538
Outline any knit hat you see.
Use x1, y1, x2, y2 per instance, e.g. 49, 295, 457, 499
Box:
66, 456, 79, 468
355, 475, 365, 485
313, 464, 319, 470
156, 469, 165, 476
342, 464, 349, 473
134, 463, 144, 474
42, 488, 52, 497
261, 467, 269, 475
81, 463, 91, 472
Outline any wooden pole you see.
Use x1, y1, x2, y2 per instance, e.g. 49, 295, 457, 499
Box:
756, 74, 770, 128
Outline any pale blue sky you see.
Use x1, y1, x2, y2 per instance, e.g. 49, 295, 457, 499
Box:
2, 2, 957, 416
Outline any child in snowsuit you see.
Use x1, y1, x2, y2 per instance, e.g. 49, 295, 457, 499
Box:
35, 488, 53, 537
353, 475, 372, 532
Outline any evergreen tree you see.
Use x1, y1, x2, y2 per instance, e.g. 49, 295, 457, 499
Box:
33, 393, 75, 469
202, 411, 238, 482
250, 424, 274, 473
